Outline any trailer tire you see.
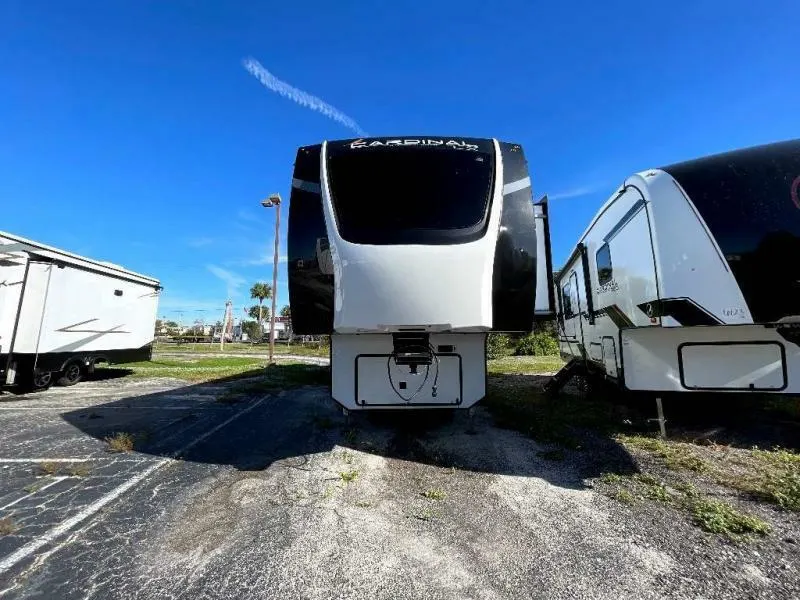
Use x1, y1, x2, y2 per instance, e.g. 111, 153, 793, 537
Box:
30, 370, 53, 392
56, 362, 84, 387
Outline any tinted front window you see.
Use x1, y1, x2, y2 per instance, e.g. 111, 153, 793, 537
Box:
326, 144, 495, 245
663, 140, 800, 322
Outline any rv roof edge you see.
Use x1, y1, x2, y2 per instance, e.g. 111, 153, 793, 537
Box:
0, 231, 160, 287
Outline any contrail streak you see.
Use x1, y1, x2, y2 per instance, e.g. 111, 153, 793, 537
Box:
243, 57, 367, 136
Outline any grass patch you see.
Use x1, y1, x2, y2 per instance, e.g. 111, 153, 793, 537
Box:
690, 498, 771, 537
68, 463, 90, 477
600, 472, 623, 484
0, 517, 17, 536
217, 363, 330, 400
23, 483, 42, 493
339, 470, 359, 484
38, 461, 59, 476
106, 356, 269, 383
619, 435, 710, 473
675, 481, 701, 498
105, 432, 135, 453
421, 489, 447, 501
354, 500, 372, 508
612, 488, 635, 504
154, 342, 329, 357
729, 447, 800, 511
484, 375, 618, 448
487, 355, 564, 375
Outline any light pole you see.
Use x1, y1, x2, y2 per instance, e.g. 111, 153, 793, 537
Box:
261, 193, 282, 365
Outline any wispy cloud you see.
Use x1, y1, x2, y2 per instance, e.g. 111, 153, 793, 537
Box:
187, 237, 216, 248
246, 253, 288, 266
548, 183, 607, 201
207, 264, 246, 298
242, 56, 367, 136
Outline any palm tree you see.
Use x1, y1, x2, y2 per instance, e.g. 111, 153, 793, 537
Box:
249, 282, 272, 335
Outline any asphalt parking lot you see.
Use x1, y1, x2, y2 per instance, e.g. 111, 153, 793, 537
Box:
0, 374, 798, 599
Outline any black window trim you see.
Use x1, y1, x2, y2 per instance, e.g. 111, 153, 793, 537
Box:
562, 281, 574, 319
596, 242, 613, 286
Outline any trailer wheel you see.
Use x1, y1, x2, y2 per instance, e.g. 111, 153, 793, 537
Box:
31, 370, 53, 391
56, 362, 84, 387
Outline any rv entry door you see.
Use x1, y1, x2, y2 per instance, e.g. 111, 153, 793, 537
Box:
561, 271, 582, 340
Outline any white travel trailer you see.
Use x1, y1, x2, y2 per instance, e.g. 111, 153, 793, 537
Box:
288, 136, 556, 410
553, 139, 800, 395
0, 232, 161, 391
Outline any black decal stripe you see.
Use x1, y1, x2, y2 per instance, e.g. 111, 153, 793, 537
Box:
594, 304, 635, 328
288, 145, 334, 335
636, 298, 722, 326
538, 197, 557, 314
579, 244, 595, 324
492, 142, 537, 331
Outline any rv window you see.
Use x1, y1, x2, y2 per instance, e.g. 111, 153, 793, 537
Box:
326, 144, 495, 245
562, 283, 574, 318
596, 244, 613, 285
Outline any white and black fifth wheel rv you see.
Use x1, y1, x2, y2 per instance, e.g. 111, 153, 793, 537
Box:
288, 136, 556, 410
551, 138, 800, 396
0, 232, 161, 391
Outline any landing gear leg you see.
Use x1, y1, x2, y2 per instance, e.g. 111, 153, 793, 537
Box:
647, 397, 667, 438
466, 407, 477, 435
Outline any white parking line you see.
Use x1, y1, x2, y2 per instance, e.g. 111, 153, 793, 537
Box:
0, 406, 226, 411
0, 459, 93, 463
0, 397, 266, 577
0, 477, 70, 511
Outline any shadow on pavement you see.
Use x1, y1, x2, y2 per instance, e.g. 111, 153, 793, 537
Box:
0, 368, 134, 399
60, 364, 641, 491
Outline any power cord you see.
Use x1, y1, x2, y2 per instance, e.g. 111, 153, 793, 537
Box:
386, 343, 440, 402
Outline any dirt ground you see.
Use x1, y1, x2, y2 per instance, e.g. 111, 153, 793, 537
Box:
0, 372, 798, 599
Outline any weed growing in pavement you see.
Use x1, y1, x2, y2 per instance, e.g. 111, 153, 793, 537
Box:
624, 435, 800, 513
105, 432, 135, 453
68, 463, 90, 477
612, 489, 635, 504
23, 483, 43, 493
619, 435, 710, 473
690, 498, 771, 537
38, 461, 59, 476
421, 489, 447, 501
0, 517, 18, 536
600, 472, 623, 484
339, 470, 359, 484
354, 500, 372, 508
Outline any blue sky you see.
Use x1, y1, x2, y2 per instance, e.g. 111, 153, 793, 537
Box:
2, 1, 799, 326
